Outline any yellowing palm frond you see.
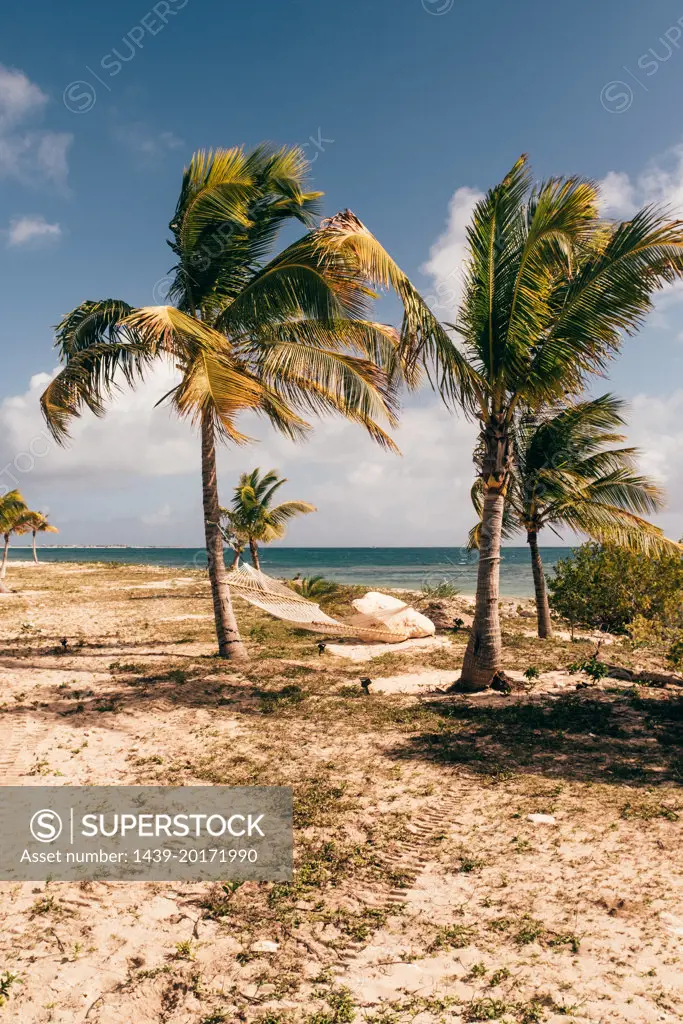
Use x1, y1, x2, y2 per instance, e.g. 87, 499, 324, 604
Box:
0, 491, 29, 534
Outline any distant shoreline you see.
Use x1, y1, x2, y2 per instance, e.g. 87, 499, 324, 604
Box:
5, 546, 575, 599
10, 544, 576, 551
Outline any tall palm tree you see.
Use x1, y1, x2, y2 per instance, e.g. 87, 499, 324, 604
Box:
229, 468, 315, 570
13, 510, 59, 564
40, 147, 432, 661
400, 155, 683, 689
0, 490, 28, 589
469, 395, 680, 638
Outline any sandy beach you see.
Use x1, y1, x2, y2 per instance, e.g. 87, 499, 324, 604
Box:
0, 561, 681, 1023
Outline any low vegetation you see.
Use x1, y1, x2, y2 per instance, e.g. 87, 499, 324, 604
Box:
549, 542, 683, 635
0, 561, 681, 1022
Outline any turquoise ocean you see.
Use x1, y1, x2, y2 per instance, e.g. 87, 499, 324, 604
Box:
8, 546, 574, 597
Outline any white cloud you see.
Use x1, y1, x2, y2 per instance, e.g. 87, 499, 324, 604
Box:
598, 142, 683, 329
0, 362, 484, 545
0, 63, 72, 186
0, 365, 196, 491
420, 186, 483, 320
599, 142, 683, 218
598, 170, 637, 218
6, 214, 61, 247
0, 65, 47, 130
627, 390, 683, 540
113, 123, 184, 159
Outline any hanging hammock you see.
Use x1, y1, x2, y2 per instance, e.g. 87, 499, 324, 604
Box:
223, 563, 419, 643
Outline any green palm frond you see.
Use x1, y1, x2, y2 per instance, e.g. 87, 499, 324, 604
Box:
217, 229, 375, 337
169, 145, 324, 312
314, 208, 482, 409
41, 337, 155, 441
235, 318, 405, 383
168, 350, 263, 444
11, 509, 58, 535
171, 147, 255, 254
230, 469, 315, 545
55, 299, 137, 358
254, 341, 400, 449
558, 501, 681, 556
484, 394, 679, 554
266, 500, 317, 530
290, 575, 339, 599
0, 491, 29, 534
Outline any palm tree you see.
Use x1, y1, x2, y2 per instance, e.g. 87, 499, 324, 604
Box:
0, 490, 28, 590
40, 147, 432, 661
229, 468, 315, 570
401, 155, 683, 689
13, 510, 59, 564
469, 395, 680, 638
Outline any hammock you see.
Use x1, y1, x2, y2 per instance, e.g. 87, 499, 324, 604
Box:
223, 563, 416, 643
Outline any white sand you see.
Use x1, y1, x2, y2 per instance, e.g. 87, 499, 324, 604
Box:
325, 635, 452, 663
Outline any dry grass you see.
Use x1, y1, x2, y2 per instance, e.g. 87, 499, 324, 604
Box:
0, 561, 681, 1023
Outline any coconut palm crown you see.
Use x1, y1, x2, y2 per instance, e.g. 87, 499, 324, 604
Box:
13, 510, 59, 565
0, 490, 29, 588
228, 467, 315, 570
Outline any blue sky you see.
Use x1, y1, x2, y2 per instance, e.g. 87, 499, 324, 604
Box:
2, 0, 683, 545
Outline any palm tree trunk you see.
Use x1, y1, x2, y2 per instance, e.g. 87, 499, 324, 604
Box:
200, 413, 248, 661
249, 538, 261, 571
527, 529, 553, 639
32, 531, 38, 564
0, 533, 10, 579
0, 533, 10, 593
230, 546, 241, 569
459, 488, 505, 690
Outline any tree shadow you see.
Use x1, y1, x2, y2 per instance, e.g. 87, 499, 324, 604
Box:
387, 689, 683, 788
1, 658, 313, 739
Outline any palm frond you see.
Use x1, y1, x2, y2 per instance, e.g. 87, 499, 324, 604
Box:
0, 491, 28, 534
41, 338, 155, 442
254, 342, 400, 450
316, 209, 483, 409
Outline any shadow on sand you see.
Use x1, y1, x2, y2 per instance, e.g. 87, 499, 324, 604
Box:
386, 689, 683, 788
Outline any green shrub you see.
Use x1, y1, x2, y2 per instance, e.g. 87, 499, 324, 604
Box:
548, 543, 683, 634
421, 581, 460, 599
290, 575, 340, 600
628, 615, 683, 673
568, 654, 609, 683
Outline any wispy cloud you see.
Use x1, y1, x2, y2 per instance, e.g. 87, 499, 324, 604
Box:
113, 122, 184, 160
6, 215, 61, 247
420, 187, 482, 320
0, 64, 47, 129
599, 141, 683, 217
0, 64, 72, 187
